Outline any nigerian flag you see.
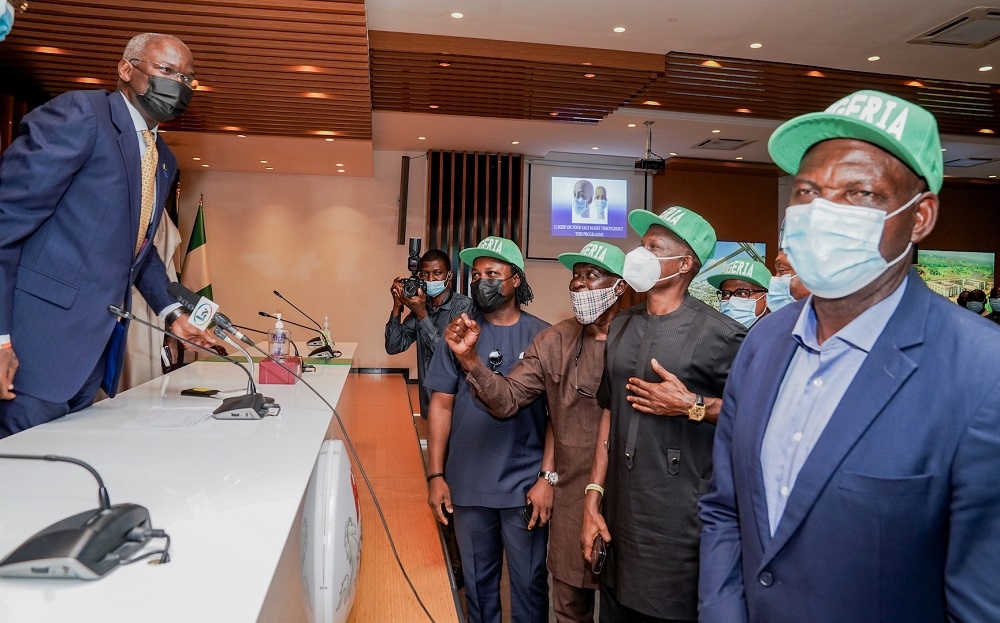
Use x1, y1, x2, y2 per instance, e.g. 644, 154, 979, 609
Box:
181, 195, 213, 299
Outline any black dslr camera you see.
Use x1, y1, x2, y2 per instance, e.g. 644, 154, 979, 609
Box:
400, 237, 425, 298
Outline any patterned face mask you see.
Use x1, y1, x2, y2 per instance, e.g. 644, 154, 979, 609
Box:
569, 280, 622, 325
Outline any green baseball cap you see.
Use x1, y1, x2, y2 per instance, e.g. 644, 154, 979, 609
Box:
459, 236, 524, 270
557, 241, 626, 276
768, 89, 943, 193
628, 205, 717, 265
706, 259, 773, 290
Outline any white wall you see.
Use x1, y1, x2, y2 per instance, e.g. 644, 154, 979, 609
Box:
175, 150, 575, 377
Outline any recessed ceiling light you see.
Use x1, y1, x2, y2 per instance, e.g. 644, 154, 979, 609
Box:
627, 123, 637, 128
338, 169, 346, 173
221, 126, 242, 132
613, 26, 626, 33
325, 138, 334, 142
266, 167, 273, 170
438, 62, 452, 67
642, 100, 661, 106
701, 60, 722, 68
807, 70, 825, 77
550, 112, 559, 116
735, 157, 744, 160
511, 141, 520, 145
237, 134, 247, 138
669, 152, 678, 156
592, 146, 600, 150
429, 104, 439, 109
259, 160, 267, 164
711, 129, 721, 133
33, 46, 67, 55
749, 43, 763, 49
906, 80, 924, 87
201, 164, 209, 168
990, 175, 997, 178
582, 62, 592, 66
980, 128, 996, 134
735, 108, 751, 113
584, 73, 596, 78
192, 157, 201, 161
418, 136, 426, 140
74, 77, 104, 84
303, 92, 333, 99
980, 66, 994, 72
867, 55, 880, 62
290, 65, 324, 73
451, 12, 463, 18
194, 85, 212, 92
335, 163, 344, 167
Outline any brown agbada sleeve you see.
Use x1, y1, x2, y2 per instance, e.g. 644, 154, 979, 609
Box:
465, 334, 548, 419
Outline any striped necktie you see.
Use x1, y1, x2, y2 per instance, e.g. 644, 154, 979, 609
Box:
136, 129, 158, 256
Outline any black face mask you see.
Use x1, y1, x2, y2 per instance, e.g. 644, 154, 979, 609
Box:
135, 73, 193, 123
472, 277, 512, 313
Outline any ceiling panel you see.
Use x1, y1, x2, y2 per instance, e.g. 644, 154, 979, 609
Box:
0, 0, 373, 139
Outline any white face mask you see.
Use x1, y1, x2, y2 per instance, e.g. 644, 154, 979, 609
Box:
782, 194, 920, 299
622, 246, 685, 293
766, 274, 798, 312
593, 199, 608, 214
569, 280, 622, 325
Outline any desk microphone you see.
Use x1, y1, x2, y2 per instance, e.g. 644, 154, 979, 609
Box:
271, 290, 339, 358
167, 282, 254, 346
108, 306, 276, 420
0, 454, 169, 580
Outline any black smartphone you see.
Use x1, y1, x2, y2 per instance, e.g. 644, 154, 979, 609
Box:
590, 535, 607, 574
521, 503, 534, 527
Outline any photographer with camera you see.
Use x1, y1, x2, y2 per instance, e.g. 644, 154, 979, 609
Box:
385, 239, 474, 420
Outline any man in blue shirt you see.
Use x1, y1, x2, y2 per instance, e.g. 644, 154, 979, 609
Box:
424, 236, 551, 623
699, 90, 1000, 623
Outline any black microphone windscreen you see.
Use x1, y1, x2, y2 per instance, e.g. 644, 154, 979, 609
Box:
167, 282, 200, 311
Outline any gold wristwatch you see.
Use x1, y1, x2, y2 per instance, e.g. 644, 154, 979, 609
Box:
687, 394, 706, 422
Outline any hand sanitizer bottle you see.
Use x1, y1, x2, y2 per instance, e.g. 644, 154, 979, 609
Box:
268, 313, 291, 359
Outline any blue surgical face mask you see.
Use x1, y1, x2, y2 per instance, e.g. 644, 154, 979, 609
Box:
425, 280, 448, 297
573, 197, 589, 213
720, 294, 766, 328
990, 298, 1000, 310
766, 274, 797, 312
966, 301, 985, 313
782, 194, 920, 299
0, 2, 14, 42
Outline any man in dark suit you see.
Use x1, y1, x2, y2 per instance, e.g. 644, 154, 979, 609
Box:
698, 90, 1000, 622
0, 33, 215, 437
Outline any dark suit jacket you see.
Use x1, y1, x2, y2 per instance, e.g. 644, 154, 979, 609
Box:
0, 89, 176, 401
699, 273, 1000, 623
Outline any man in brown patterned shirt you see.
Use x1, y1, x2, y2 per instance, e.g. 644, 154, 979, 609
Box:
445, 240, 627, 623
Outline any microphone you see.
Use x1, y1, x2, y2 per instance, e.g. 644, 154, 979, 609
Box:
258, 310, 317, 334
0, 454, 169, 579
270, 290, 340, 358
109, 306, 275, 420
166, 282, 254, 346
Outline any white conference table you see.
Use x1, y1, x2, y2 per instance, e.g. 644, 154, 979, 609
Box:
0, 343, 356, 623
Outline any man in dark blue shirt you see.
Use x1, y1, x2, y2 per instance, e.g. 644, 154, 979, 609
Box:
425, 236, 551, 623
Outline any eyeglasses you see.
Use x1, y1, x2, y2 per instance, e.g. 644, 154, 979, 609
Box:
129, 59, 198, 88
488, 349, 503, 373
574, 335, 596, 399
716, 288, 767, 301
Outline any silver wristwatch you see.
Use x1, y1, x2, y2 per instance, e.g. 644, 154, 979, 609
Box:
538, 470, 559, 486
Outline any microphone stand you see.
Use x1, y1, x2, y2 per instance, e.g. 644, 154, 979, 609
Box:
271, 291, 341, 358
108, 306, 276, 420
